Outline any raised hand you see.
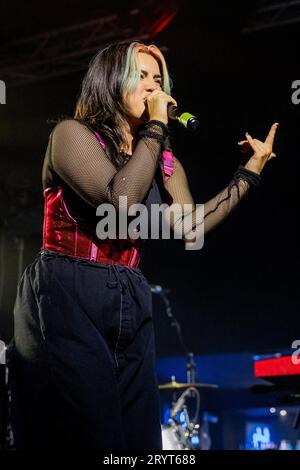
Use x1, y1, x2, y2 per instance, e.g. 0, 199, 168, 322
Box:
238, 122, 279, 174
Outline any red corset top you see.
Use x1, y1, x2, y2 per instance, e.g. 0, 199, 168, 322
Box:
42, 185, 142, 268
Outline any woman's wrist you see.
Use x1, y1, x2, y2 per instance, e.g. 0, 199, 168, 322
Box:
146, 119, 169, 131
235, 165, 262, 187
244, 160, 262, 175
138, 120, 169, 147
148, 117, 168, 124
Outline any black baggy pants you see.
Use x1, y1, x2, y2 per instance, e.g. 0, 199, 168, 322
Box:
12, 249, 162, 450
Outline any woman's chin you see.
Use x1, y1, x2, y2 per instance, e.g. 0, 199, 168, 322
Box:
126, 111, 149, 128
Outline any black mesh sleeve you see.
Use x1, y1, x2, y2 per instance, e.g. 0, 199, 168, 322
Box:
161, 156, 261, 242
45, 118, 169, 208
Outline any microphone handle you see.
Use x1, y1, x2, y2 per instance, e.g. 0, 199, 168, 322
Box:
167, 105, 200, 132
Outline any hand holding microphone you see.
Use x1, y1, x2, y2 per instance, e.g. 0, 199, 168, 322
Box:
145, 90, 199, 131
145, 89, 177, 125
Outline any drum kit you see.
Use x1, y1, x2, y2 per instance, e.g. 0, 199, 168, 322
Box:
153, 287, 219, 450
159, 357, 219, 450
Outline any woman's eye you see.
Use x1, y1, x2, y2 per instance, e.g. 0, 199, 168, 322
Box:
140, 74, 161, 86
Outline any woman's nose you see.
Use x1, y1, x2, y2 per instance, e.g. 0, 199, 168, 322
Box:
145, 80, 160, 91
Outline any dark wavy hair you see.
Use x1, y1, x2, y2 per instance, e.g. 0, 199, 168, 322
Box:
73, 40, 172, 168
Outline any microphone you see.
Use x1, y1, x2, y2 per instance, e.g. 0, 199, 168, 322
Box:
168, 104, 200, 132
170, 389, 191, 418
150, 284, 171, 295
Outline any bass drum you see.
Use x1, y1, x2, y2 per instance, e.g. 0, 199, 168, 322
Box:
161, 424, 185, 450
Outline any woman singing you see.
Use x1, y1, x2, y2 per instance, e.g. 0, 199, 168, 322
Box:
12, 41, 278, 449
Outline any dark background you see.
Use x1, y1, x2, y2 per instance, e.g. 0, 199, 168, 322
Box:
0, 0, 299, 358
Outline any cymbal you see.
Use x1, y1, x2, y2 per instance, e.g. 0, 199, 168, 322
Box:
159, 381, 219, 390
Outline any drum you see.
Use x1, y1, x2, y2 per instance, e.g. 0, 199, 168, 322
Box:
161, 423, 185, 450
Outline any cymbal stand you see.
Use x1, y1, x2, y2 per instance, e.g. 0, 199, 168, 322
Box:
157, 286, 204, 448
169, 386, 201, 449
